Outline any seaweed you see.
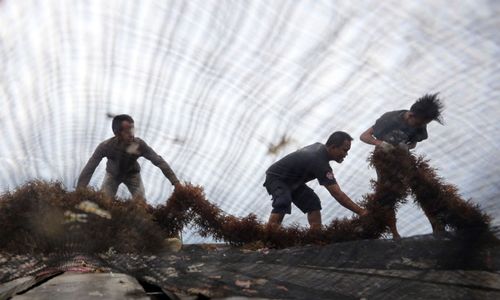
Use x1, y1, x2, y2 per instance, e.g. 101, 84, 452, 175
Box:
0, 181, 164, 254
0, 149, 493, 253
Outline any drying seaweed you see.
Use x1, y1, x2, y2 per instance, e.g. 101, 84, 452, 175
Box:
0, 181, 165, 254
409, 156, 491, 236
0, 148, 494, 253
153, 147, 493, 247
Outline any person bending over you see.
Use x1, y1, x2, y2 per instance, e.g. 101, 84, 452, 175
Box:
360, 94, 444, 238
264, 131, 367, 230
77, 114, 180, 199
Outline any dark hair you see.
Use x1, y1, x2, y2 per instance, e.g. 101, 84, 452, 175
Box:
326, 131, 353, 147
410, 93, 444, 124
112, 114, 134, 134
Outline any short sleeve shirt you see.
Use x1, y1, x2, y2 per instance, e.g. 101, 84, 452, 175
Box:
265, 143, 337, 189
372, 110, 428, 145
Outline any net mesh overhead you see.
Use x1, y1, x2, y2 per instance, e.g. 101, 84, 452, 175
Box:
0, 0, 499, 243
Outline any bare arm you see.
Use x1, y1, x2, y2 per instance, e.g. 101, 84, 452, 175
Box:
325, 183, 366, 216
360, 127, 382, 146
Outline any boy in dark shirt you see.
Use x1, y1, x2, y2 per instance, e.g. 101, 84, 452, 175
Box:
264, 131, 367, 230
360, 94, 444, 238
77, 114, 180, 199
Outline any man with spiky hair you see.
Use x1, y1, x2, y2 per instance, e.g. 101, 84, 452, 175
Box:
360, 94, 445, 238
264, 131, 367, 230
77, 114, 181, 199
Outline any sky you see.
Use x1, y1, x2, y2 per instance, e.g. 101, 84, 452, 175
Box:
0, 0, 499, 242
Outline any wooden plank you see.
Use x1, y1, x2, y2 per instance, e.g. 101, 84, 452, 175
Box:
12, 273, 149, 300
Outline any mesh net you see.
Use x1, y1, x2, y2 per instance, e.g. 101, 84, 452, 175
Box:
0, 0, 498, 245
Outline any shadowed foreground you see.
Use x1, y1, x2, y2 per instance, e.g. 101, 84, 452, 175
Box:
1, 234, 500, 299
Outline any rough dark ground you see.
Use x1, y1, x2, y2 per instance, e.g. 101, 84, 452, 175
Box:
1, 231, 499, 300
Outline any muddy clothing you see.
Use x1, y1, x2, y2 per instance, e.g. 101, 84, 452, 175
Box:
372, 110, 428, 145
264, 143, 337, 214
77, 137, 179, 189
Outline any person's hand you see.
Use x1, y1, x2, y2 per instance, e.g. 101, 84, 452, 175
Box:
377, 141, 394, 152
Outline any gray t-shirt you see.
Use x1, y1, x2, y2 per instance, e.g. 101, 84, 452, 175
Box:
372, 110, 428, 145
265, 143, 337, 189
77, 137, 179, 187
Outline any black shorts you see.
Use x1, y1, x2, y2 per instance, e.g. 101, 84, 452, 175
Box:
264, 179, 321, 214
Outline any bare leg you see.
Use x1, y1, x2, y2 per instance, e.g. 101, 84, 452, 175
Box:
388, 210, 401, 239
307, 210, 322, 230
268, 213, 285, 229
423, 209, 446, 235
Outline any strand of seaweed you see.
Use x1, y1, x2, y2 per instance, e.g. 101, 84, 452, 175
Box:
0, 149, 492, 253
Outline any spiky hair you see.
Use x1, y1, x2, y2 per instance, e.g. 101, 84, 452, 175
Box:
410, 93, 444, 124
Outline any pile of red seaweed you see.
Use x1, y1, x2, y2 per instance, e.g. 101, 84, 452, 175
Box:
0, 149, 493, 253
0, 181, 165, 254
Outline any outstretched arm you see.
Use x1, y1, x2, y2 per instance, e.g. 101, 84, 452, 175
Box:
77, 145, 105, 188
325, 183, 367, 216
140, 140, 180, 186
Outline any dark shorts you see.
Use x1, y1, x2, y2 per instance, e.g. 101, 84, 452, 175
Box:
264, 178, 321, 214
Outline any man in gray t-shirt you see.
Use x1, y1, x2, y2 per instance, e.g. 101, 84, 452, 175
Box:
77, 114, 180, 199
371, 110, 428, 147
360, 94, 444, 238
264, 131, 367, 230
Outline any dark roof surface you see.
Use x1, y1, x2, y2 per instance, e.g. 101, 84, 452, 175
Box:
2, 233, 500, 299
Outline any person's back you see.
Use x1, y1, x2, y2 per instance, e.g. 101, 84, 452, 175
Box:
266, 143, 332, 189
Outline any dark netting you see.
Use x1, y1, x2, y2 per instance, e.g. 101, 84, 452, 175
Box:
1, 0, 499, 298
